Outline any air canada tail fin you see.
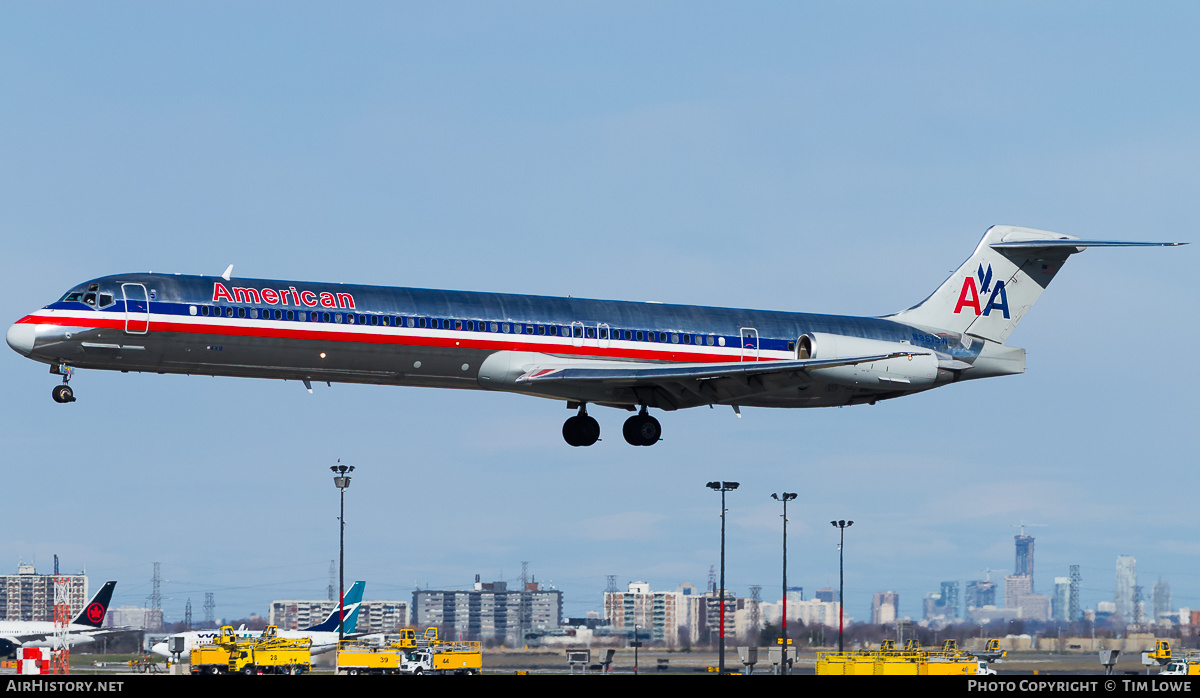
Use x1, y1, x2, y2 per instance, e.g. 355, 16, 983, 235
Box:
305, 580, 365, 633
72, 581, 116, 628
889, 225, 1183, 343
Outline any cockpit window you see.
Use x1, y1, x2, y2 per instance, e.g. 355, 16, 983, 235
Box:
60, 285, 115, 309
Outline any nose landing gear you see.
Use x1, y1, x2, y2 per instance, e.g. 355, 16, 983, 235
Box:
562, 405, 600, 447
622, 407, 661, 446
51, 365, 76, 403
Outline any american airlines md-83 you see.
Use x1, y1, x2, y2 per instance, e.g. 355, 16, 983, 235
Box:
6, 226, 1183, 446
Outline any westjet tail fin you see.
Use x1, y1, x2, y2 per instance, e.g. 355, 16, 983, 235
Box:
305, 580, 365, 633
71, 581, 117, 628
889, 225, 1184, 343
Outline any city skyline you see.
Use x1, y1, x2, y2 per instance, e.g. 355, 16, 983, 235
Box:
2, 3, 1195, 625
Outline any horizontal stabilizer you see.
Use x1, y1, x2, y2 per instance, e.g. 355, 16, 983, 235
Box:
891, 225, 1186, 344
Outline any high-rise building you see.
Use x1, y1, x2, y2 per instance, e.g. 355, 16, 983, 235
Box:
814, 587, 838, 603
1153, 579, 1172, 624
872, 591, 898, 624
603, 582, 684, 647
413, 577, 562, 644
687, 590, 740, 646
0, 564, 88, 622
1005, 574, 1050, 621
1115, 556, 1137, 625
940, 581, 960, 619
1052, 577, 1070, 623
1015, 535, 1035, 591
966, 579, 996, 610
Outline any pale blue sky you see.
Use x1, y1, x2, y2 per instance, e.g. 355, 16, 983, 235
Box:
2, 2, 1196, 624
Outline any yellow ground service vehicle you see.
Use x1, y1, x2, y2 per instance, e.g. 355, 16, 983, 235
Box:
189, 625, 311, 675
337, 642, 405, 675
815, 640, 996, 676
399, 640, 483, 675
1153, 641, 1200, 675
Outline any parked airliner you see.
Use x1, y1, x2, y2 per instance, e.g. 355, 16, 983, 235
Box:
150, 580, 365, 658
7, 226, 1183, 446
0, 581, 117, 655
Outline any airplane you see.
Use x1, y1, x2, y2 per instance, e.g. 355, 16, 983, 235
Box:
0, 581, 117, 656
6, 225, 1184, 446
149, 580, 365, 658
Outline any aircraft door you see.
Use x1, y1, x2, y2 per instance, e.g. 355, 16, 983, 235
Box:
570, 321, 584, 348
740, 327, 758, 362
122, 283, 150, 335
597, 323, 611, 349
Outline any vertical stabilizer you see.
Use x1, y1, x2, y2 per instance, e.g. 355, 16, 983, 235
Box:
890, 226, 1081, 343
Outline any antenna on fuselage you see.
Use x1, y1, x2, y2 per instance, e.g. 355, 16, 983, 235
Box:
221, 264, 233, 281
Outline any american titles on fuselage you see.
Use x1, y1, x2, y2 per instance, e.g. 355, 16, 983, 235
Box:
212, 282, 356, 310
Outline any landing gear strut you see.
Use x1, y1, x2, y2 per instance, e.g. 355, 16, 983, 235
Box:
51, 365, 75, 404
562, 405, 600, 447
623, 407, 661, 446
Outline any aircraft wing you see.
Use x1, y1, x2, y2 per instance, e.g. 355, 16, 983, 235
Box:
516, 351, 923, 410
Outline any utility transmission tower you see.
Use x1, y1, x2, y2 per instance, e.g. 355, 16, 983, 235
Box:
328, 560, 336, 601
605, 575, 618, 593
203, 593, 215, 627
149, 563, 163, 631
184, 599, 192, 630
749, 584, 762, 639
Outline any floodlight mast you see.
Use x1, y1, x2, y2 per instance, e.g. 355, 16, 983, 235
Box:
331, 460, 354, 645
830, 519, 853, 653
771, 492, 797, 675
706, 481, 739, 674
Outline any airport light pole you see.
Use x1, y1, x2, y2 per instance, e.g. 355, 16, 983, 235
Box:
831, 519, 853, 653
707, 481, 739, 674
771, 492, 797, 675
331, 461, 354, 646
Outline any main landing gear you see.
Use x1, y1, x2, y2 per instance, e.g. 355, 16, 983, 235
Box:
51, 364, 76, 403
622, 408, 661, 447
561, 404, 662, 447
562, 405, 600, 447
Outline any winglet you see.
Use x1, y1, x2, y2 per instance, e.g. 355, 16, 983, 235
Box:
221, 264, 233, 281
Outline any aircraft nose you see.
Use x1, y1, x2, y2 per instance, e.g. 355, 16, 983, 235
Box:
6, 322, 35, 356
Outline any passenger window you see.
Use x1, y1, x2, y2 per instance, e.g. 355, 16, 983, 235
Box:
490, 322, 498, 332
286, 310, 295, 321
225, 307, 233, 317
250, 309, 259, 319
525, 325, 533, 335
238, 308, 246, 319
706, 336, 715, 346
